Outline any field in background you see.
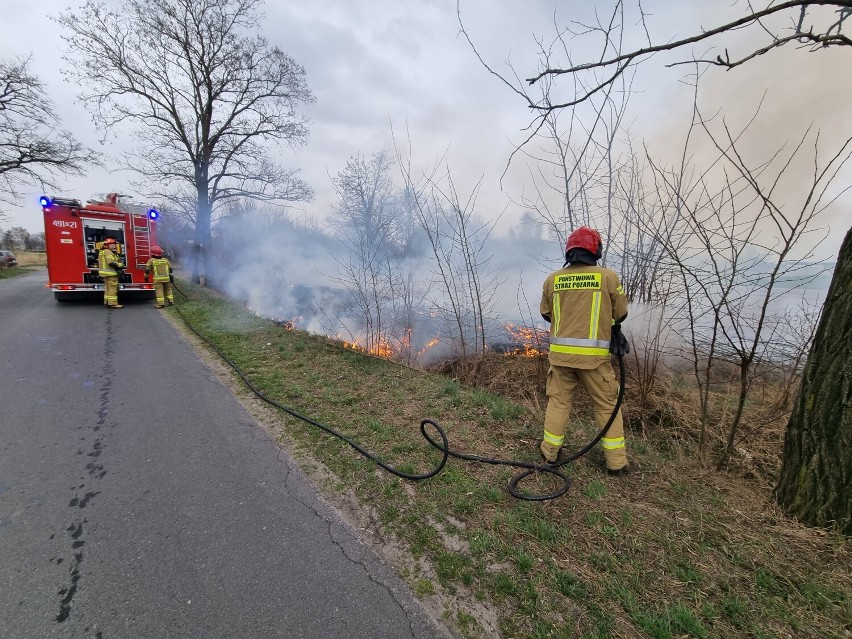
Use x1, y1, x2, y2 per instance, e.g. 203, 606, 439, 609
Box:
14, 250, 47, 266
0, 251, 45, 279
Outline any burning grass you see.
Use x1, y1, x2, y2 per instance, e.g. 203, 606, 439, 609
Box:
169, 280, 851, 639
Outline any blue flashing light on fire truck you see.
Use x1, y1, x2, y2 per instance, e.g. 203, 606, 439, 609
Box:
41, 192, 160, 302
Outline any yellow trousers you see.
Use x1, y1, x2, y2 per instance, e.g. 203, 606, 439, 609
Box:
154, 281, 174, 307
541, 362, 627, 470
103, 276, 120, 307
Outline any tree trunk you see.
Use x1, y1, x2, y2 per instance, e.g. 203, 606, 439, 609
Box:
774, 225, 852, 535
192, 163, 212, 286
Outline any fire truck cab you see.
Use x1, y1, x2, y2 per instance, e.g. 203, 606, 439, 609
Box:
41, 192, 160, 302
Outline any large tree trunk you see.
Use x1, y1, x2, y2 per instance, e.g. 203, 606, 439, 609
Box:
192, 164, 212, 286
774, 226, 852, 535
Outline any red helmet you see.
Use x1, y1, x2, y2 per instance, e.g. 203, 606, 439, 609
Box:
565, 227, 602, 259
151, 245, 164, 257
103, 238, 117, 247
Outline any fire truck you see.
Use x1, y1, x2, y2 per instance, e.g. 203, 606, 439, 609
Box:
41, 192, 160, 302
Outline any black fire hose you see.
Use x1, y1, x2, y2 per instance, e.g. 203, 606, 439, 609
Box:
420, 356, 625, 501
169, 281, 625, 501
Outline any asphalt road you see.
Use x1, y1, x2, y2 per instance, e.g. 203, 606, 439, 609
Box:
0, 269, 449, 639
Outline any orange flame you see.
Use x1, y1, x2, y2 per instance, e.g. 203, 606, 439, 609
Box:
417, 338, 440, 357
342, 338, 394, 359
275, 317, 300, 330
498, 323, 549, 357
247, 305, 301, 330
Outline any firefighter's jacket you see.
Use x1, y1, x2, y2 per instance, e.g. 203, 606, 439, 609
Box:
144, 257, 172, 282
540, 264, 628, 369
98, 248, 124, 277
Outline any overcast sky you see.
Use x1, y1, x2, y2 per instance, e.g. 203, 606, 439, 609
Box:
1, 0, 849, 263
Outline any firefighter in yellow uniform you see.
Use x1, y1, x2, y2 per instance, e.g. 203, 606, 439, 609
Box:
98, 238, 125, 309
144, 245, 174, 308
540, 227, 630, 474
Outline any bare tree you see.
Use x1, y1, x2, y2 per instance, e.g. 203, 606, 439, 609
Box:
0, 56, 95, 209
485, 3, 634, 249
706, 124, 848, 468
467, 1, 852, 116
56, 0, 315, 283
330, 151, 400, 354
395, 135, 501, 363
646, 88, 851, 466
466, 2, 669, 308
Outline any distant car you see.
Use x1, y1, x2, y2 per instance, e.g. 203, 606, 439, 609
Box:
0, 250, 18, 268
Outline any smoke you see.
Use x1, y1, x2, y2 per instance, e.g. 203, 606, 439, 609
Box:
207, 212, 341, 325
160, 3, 846, 364
158, 199, 560, 364
634, 14, 852, 262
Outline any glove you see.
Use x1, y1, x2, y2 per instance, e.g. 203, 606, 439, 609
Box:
610, 323, 630, 356
169, 274, 174, 282
144, 275, 149, 283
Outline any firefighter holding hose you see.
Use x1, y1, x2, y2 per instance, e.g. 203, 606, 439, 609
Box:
539, 227, 631, 475
98, 237, 125, 309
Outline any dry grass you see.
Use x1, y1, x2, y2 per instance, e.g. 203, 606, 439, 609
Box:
170, 281, 851, 639
14, 250, 47, 266
471, 354, 804, 495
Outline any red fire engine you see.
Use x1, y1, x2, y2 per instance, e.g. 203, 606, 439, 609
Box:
41, 192, 160, 302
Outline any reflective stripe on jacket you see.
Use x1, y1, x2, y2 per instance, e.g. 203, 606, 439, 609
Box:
540, 264, 628, 369
145, 257, 172, 282
98, 248, 123, 277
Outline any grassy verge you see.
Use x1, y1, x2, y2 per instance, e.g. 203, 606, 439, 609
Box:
0, 251, 46, 280
0, 266, 40, 280
168, 280, 851, 639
